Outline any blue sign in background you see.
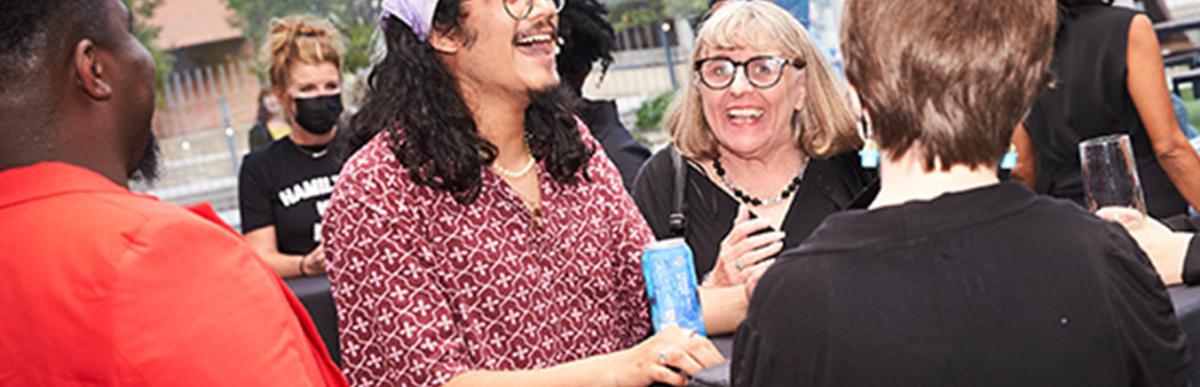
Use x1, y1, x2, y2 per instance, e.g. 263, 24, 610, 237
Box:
773, 0, 810, 27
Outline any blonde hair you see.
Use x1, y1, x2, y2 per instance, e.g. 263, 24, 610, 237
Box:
262, 15, 345, 89
665, 1, 861, 160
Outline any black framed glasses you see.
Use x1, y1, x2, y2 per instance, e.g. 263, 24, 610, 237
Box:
504, 0, 566, 20
693, 55, 806, 90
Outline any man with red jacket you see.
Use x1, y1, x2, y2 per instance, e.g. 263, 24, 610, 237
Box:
0, 1, 346, 385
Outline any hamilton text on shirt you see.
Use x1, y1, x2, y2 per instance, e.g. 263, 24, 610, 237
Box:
279, 174, 338, 208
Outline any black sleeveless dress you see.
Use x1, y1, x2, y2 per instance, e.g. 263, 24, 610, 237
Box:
1024, 5, 1188, 219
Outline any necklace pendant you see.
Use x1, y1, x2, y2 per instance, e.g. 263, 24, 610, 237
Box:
530, 207, 544, 229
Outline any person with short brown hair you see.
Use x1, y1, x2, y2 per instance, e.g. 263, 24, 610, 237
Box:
733, 0, 1192, 385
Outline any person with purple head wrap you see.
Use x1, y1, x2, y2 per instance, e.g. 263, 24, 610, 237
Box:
324, 0, 725, 386
380, 0, 437, 41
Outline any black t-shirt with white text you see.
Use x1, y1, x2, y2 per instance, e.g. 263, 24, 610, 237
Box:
238, 137, 342, 255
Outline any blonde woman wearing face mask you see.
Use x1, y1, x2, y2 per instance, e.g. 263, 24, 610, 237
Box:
632, 1, 868, 334
238, 15, 346, 278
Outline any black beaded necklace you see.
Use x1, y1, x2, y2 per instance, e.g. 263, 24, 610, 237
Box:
712, 158, 805, 207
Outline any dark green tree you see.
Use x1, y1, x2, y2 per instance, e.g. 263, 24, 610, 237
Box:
610, 0, 705, 31
223, 0, 379, 73
123, 0, 175, 92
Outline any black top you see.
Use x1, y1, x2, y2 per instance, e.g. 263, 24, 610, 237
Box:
1024, 5, 1187, 219
579, 99, 651, 192
238, 137, 342, 255
631, 147, 869, 278
733, 182, 1192, 387
248, 122, 271, 152
1189, 235, 1200, 285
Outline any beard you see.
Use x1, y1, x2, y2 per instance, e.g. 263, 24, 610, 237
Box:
129, 133, 160, 184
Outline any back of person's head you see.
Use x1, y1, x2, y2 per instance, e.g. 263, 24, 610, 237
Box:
556, 0, 615, 93
262, 15, 345, 90
0, 0, 159, 181
666, 1, 860, 160
842, 0, 1057, 170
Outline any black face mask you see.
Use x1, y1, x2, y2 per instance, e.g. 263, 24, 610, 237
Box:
293, 94, 343, 135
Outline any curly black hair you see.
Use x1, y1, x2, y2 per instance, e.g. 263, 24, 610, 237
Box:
556, 0, 615, 91
341, 0, 593, 204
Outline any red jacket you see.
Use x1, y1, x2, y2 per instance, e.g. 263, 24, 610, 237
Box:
0, 162, 347, 386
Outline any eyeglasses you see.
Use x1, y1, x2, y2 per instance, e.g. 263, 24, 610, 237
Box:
504, 0, 567, 20
693, 55, 806, 90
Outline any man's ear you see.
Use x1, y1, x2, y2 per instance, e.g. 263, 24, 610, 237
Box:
429, 28, 463, 54
73, 39, 112, 101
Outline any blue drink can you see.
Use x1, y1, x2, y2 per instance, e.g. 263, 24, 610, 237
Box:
641, 237, 706, 336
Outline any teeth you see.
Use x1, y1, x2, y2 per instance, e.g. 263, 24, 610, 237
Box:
517, 34, 554, 45
727, 108, 764, 118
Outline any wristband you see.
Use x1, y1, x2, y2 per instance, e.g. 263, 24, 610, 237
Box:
299, 254, 309, 277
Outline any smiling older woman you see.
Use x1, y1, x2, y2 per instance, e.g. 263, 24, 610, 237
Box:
631, 1, 868, 335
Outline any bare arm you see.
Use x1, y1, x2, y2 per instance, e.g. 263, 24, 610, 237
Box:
1010, 123, 1037, 191
244, 226, 323, 278
1127, 14, 1200, 210
1097, 208, 1189, 285
699, 285, 749, 335
445, 327, 725, 387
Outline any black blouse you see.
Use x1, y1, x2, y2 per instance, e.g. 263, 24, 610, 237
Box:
631, 146, 871, 278
734, 182, 1192, 387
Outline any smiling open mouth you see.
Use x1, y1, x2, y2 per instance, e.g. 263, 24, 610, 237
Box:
727, 108, 765, 124
515, 33, 554, 46
513, 22, 558, 57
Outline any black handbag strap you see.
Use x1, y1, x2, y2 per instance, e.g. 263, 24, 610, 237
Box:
669, 144, 688, 238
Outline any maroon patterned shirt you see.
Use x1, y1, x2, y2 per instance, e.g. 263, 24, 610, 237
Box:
323, 125, 653, 386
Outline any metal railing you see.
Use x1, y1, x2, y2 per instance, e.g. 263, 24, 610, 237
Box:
130, 60, 262, 229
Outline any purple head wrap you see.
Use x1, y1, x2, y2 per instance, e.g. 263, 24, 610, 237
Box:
381, 0, 438, 41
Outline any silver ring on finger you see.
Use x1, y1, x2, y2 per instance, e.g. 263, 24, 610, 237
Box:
657, 350, 668, 365
734, 259, 743, 271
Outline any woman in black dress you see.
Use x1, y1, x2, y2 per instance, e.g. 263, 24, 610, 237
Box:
1014, 0, 1200, 218
631, 1, 868, 334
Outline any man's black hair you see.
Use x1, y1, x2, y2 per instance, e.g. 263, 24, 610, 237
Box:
0, 0, 108, 95
556, 0, 616, 91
